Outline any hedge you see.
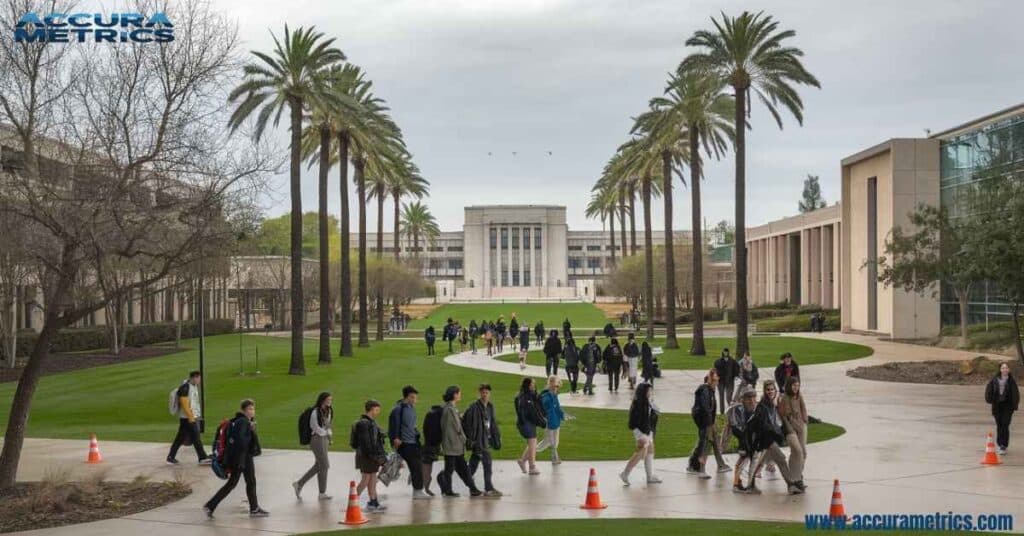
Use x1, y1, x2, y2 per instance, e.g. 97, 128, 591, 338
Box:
755, 312, 840, 333
14, 319, 234, 356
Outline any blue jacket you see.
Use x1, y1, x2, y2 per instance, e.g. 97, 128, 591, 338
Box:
539, 389, 564, 430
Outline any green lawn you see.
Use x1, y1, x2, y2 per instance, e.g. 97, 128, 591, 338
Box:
0, 334, 842, 460
306, 518, 975, 536
498, 335, 873, 370
407, 303, 609, 330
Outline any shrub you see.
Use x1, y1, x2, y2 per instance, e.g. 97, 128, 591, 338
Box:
756, 312, 840, 332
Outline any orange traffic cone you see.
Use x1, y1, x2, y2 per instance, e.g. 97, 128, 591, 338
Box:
579, 468, 607, 510
829, 479, 849, 519
339, 480, 369, 525
86, 434, 103, 464
981, 432, 1001, 465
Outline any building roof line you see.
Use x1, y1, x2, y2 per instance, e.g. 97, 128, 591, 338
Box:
928, 102, 1024, 140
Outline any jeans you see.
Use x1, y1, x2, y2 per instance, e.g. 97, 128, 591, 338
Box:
206, 458, 257, 512
995, 405, 1014, 449
688, 424, 727, 471
748, 444, 792, 488
583, 371, 596, 394
296, 434, 330, 493
545, 356, 560, 376
606, 363, 621, 391
427, 342, 435, 355
565, 367, 579, 392
785, 424, 807, 482
440, 455, 478, 494
470, 338, 477, 353
717, 382, 734, 414
397, 443, 424, 490
168, 418, 208, 461
468, 449, 494, 491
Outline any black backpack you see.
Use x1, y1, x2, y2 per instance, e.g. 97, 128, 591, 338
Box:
298, 406, 314, 446
422, 405, 443, 448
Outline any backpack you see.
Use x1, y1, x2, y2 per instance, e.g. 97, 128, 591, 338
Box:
298, 406, 314, 446
349, 420, 360, 450
210, 418, 232, 480
168, 386, 180, 417
422, 406, 444, 448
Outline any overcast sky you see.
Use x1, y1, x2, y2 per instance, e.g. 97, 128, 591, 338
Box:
218, 0, 1024, 233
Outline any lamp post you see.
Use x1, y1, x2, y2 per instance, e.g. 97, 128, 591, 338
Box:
197, 253, 206, 433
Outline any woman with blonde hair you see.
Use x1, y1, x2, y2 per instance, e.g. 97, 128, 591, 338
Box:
537, 375, 568, 464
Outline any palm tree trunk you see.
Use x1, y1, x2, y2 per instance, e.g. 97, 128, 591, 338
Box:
641, 176, 655, 340
317, 125, 331, 364
608, 211, 616, 267
662, 151, 678, 350
628, 188, 638, 256
288, 98, 305, 375
392, 190, 401, 263
355, 158, 369, 348
618, 185, 627, 259
734, 87, 749, 356
690, 129, 706, 355
338, 133, 353, 357
375, 188, 385, 341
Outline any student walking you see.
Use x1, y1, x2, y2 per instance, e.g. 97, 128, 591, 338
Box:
514, 377, 547, 475
729, 388, 759, 493
603, 338, 624, 393
619, 383, 661, 486
687, 370, 730, 478
714, 349, 740, 414
774, 353, 800, 390
438, 386, 482, 497
779, 377, 808, 489
420, 402, 444, 496
736, 351, 759, 401
563, 337, 581, 394
469, 321, 479, 354
203, 399, 267, 518
543, 330, 563, 377
484, 324, 494, 356
293, 392, 334, 500
495, 317, 507, 352
745, 380, 801, 495
534, 321, 545, 345
425, 326, 436, 356
167, 370, 210, 465
581, 336, 602, 396
463, 384, 503, 497
509, 315, 519, 342
537, 376, 567, 464
518, 324, 531, 369
353, 400, 388, 511
562, 318, 572, 339
985, 362, 1020, 454
640, 340, 656, 387
388, 386, 430, 500
623, 333, 640, 390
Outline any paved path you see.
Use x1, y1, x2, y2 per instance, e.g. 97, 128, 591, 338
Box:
9, 333, 1024, 535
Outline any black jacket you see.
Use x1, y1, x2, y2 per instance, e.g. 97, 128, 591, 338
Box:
774, 362, 800, 389
563, 342, 580, 369
714, 356, 740, 384
543, 336, 563, 358
515, 391, 547, 429
624, 341, 640, 359
602, 343, 623, 366
534, 323, 545, 337
509, 318, 519, 335
640, 342, 655, 379
628, 401, 659, 435
746, 398, 785, 451
739, 360, 760, 385
463, 399, 501, 451
425, 327, 436, 343
224, 412, 261, 470
691, 384, 716, 428
519, 329, 530, 347
581, 342, 601, 373
985, 374, 1021, 415
354, 415, 387, 463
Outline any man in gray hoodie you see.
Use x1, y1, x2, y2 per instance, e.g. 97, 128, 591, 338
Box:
388, 385, 430, 500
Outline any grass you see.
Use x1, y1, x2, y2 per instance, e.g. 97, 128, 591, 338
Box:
407, 303, 610, 330
0, 334, 842, 460
498, 336, 873, 370
305, 518, 973, 536
940, 321, 1019, 350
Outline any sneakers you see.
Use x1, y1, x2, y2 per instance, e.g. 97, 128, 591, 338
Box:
202, 506, 214, 519
685, 467, 700, 475
469, 489, 483, 497
698, 471, 712, 480
997, 447, 1007, 455
441, 492, 460, 498
249, 508, 270, 517
318, 493, 332, 501
619, 471, 630, 486
646, 474, 662, 484
516, 459, 527, 474
732, 484, 749, 494
198, 458, 212, 466
794, 481, 807, 492
528, 467, 541, 475
483, 489, 503, 498
717, 465, 733, 474
412, 489, 432, 500
292, 481, 302, 500
787, 484, 804, 495
166, 457, 180, 465
365, 501, 387, 512
424, 488, 436, 497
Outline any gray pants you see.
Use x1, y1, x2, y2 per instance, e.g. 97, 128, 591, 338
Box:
296, 434, 330, 494
717, 382, 734, 415
785, 424, 807, 483
748, 443, 791, 488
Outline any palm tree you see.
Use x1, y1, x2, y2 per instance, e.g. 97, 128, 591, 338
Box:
390, 156, 428, 263
681, 11, 819, 355
587, 182, 618, 268
648, 69, 734, 354
401, 201, 440, 262
229, 26, 345, 375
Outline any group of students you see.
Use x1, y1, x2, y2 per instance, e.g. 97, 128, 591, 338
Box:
425, 315, 577, 357
537, 331, 658, 395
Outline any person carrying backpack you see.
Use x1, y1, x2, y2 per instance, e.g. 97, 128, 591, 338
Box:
438, 386, 482, 497
563, 337, 581, 394
518, 324, 531, 370
425, 326, 436, 356
203, 399, 267, 519
687, 370, 730, 479
167, 370, 210, 466
543, 330, 563, 377
463, 384, 503, 498
623, 333, 640, 390
352, 400, 389, 511
562, 318, 572, 340
420, 402, 445, 496
714, 348, 741, 414
534, 321, 545, 345
603, 338, 624, 393
729, 387, 759, 493
468, 321, 479, 355
292, 392, 333, 501
640, 340, 656, 387
537, 376, 569, 464
388, 386, 430, 500
514, 377, 547, 475
581, 336, 602, 396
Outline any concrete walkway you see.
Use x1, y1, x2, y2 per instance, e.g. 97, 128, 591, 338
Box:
9, 332, 1024, 535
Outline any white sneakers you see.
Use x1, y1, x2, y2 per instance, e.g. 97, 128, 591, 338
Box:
619, 471, 631, 486
412, 489, 432, 500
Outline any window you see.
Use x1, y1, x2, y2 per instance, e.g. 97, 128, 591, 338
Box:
568, 258, 583, 269
501, 270, 508, 286
428, 246, 444, 252
568, 245, 583, 251
512, 228, 520, 249
534, 227, 541, 249
523, 229, 531, 249
586, 245, 602, 252
489, 228, 497, 249
512, 271, 520, 286
448, 259, 463, 270
587, 258, 602, 269
523, 270, 531, 286
447, 246, 463, 252
501, 228, 508, 248
429, 259, 443, 269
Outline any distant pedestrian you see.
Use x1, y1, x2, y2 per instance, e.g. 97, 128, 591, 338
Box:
468, 320, 479, 354
581, 336, 602, 396
603, 338, 624, 393
779, 377, 808, 490
774, 353, 800, 390
623, 333, 640, 390
425, 326, 436, 356
484, 323, 494, 356
518, 325, 531, 370
687, 370, 730, 478
986, 362, 1020, 455
640, 340, 656, 387
353, 399, 388, 511
537, 375, 568, 464
387, 386, 430, 500
736, 351, 759, 401
563, 337, 581, 394
495, 317, 507, 352
463, 384, 503, 498
534, 321, 545, 345
167, 370, 210, 465
714, 348, 740, 414
292, 392, 334, 501
459, 325, 468, 352
619, 383, 661, 486
543, 330, 563, 377
509, 315, 519, 341
514, 377, 546, 475
203, 399, 267, 518
562, 317, 572, 339
438, 386, 482, 497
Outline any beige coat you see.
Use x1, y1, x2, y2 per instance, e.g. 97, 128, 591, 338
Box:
778, 393, 807, 435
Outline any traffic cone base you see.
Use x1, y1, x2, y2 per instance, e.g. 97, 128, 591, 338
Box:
980, 432, 1001, 465
86, 434, 103, 464
340, 480, 370, 525
580, 468, 608, 510
829, 479, 849, 520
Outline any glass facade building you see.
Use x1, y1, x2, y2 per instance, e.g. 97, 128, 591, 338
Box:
939, 110, 1024, 327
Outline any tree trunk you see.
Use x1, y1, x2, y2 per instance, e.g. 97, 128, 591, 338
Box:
662, 151, 678, 349
608, 211, 617, 267
1012, 303, 1024, 367
288, 97, 306, 375
375, 188, 385, 341
392, 190, 401, 263
956, 287, 970, 349
733, 86, 749, 356
618, 184, 627, 259
317, 125, 331, 364
338, 133, 353, 357
355, 158, 369, 348
642, 177, 655, 340
690, 129, 706, 356
107, 302, 120, 355
629, 187, 638, 256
